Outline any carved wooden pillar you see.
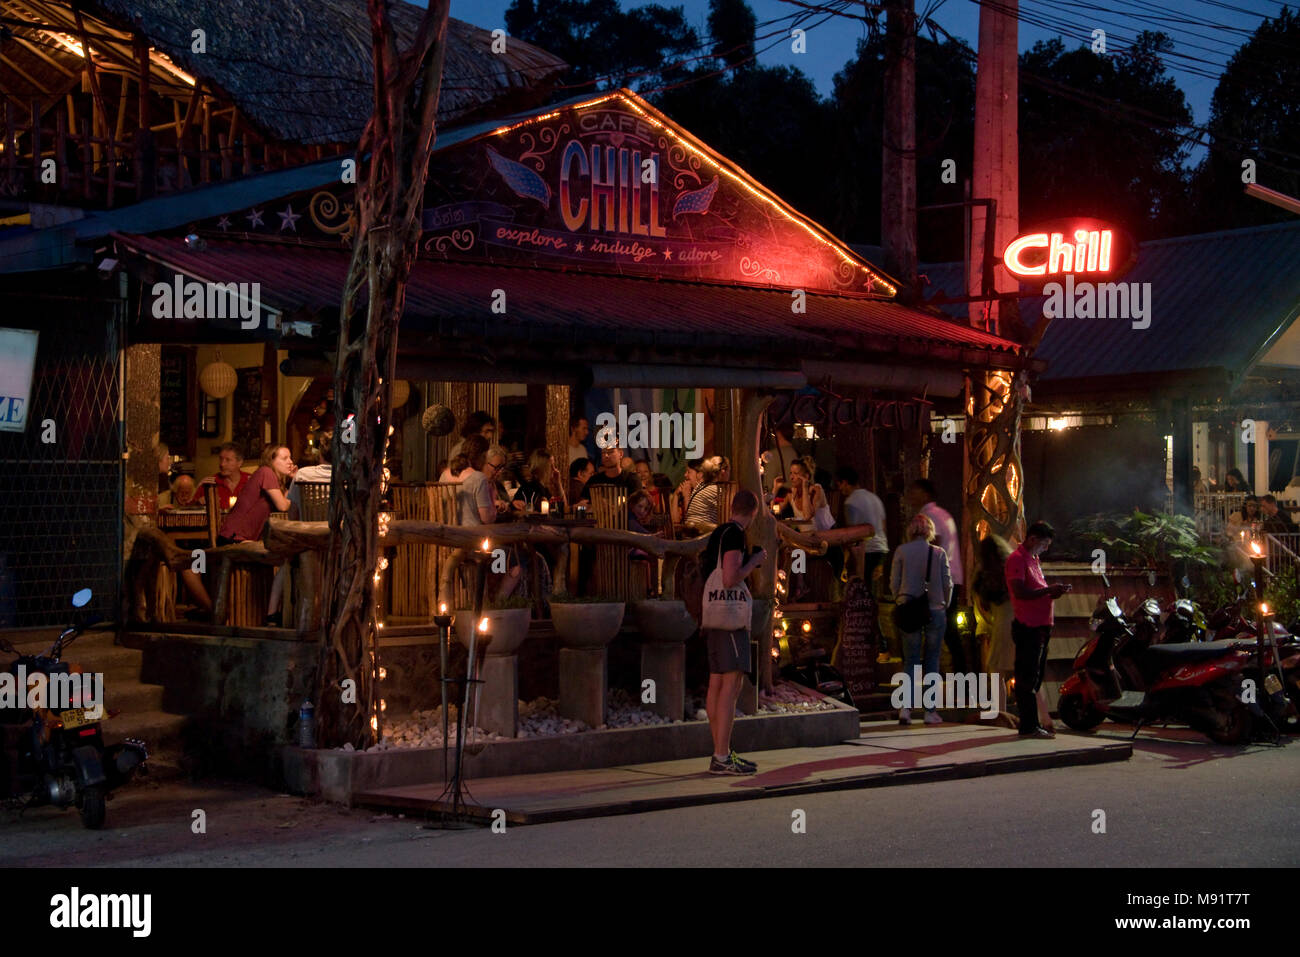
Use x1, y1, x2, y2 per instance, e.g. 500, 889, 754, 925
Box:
963, 368, 1026, 572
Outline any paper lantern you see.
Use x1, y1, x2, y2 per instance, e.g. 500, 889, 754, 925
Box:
199, 358, 237, 399
390, 379, 411, 408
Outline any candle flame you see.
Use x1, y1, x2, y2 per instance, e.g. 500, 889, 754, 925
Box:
1250, 540, 1263, 556
802, 620, 812, 633
478, 617, 489, 633
1261, 602, 1270, 615
439, 602, 447, 615
481, 538, 491, 552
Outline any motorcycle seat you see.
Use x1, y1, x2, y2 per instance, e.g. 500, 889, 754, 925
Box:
1143, 639, 1239, 661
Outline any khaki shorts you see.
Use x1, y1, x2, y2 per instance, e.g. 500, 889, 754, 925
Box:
704, 628, 751, 674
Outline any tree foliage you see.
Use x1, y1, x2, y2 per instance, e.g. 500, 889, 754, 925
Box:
1195, 6, 1300, 231
1019, 33, 1193, 239
505, 0, 699, 92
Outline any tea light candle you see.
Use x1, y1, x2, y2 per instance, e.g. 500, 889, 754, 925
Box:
540, 500, 550, 515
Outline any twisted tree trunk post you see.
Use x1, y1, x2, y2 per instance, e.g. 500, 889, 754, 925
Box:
316, 0, 452, 751
737, 389, 777, 690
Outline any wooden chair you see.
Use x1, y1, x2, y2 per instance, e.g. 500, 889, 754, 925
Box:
389, 484, 433, 620
589, 485, 630, 600
294, 481, 331, 521
429, 482, 473, 612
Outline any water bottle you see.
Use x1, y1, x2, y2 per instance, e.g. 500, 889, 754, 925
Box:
298, 699, 316, 749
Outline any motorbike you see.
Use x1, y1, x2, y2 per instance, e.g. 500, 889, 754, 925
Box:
1057, 582, 1255, 744
1161, 598, 1207, 644
0, 589, 147, 829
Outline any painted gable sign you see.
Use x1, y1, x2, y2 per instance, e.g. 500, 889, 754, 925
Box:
418, 91, 894, 296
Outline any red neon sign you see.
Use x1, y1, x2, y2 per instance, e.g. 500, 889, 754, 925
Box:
1002, 219, 1134, 280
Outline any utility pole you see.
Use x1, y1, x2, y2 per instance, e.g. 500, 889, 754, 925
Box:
963, 0, 1026, 571
881, 0, 916, 302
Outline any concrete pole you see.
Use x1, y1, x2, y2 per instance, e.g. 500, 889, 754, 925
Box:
881, 0, 917, 300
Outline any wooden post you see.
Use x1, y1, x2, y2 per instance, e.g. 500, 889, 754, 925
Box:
545, 384, 570, 498
29, 99, 41, 186
738, 389, 777, 691
135, 37, 155, 199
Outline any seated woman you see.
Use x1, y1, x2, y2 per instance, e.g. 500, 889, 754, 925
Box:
787, 457, 834, 530
455, 438, 521, 601
179, 444, 295, 619
671, 458, 703, 527
684, 456, 731, 531
438, 453, 470, 484
628, 490, 668, 594
512, 449, 560, 513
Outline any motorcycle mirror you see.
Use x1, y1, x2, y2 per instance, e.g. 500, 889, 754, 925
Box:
72, 588, 93, 608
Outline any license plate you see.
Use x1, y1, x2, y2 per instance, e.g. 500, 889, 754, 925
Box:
59, 708, 89, 730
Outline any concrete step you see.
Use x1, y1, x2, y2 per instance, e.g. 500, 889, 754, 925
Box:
104, 681, 166, 715
102, 708, 188, 755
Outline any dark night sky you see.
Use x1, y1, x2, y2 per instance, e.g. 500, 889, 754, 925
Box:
450, 0, 1283, 161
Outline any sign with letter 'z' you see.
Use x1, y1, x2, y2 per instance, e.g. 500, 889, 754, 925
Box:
0, 327, 39, 433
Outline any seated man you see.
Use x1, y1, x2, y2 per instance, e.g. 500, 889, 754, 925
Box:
160, 474, 202, 510
202, 443, 249, 510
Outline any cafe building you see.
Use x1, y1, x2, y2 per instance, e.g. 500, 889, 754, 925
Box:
1, 4, 1026, 778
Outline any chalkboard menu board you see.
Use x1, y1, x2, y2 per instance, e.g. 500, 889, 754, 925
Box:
833, 578, 879, 708
159, 348, 192, 456
232, 366, 263, 460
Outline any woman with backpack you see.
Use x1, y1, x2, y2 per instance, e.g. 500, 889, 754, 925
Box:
890, 513, 952, 725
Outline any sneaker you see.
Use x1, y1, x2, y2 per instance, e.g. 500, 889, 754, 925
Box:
708, 755, 756, 775
898, 708, 912, 725
1018, 727, 1055, 739
729, 750, 757, 771
924, 710, 943, 725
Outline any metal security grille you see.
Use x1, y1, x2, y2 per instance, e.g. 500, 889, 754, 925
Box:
0, 305, 123, 629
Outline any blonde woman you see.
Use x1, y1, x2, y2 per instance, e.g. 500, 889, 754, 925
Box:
788, 457, 833, 530
889, 513, 952, 725
684, 455, 731, 529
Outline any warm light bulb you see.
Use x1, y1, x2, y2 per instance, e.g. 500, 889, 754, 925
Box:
370, 715, 378, 731
379, 667, 387, 680
802, 620, 812, 633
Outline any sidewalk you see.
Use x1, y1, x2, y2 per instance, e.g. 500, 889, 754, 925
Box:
354, 721, 1131, 825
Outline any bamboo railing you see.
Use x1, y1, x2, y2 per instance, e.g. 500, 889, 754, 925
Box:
129, 515, 879, 637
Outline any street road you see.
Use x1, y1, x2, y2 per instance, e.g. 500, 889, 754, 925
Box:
2, 734, 1295, 867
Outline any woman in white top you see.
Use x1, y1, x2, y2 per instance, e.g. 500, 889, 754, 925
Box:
788, 458, 834, 531
889, 513, 953, 726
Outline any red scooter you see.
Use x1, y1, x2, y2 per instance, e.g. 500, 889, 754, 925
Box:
1058, 586, 1254, 744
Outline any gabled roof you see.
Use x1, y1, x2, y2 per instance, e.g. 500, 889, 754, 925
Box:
1, 0, 567, 146
915, 220, 1300, 391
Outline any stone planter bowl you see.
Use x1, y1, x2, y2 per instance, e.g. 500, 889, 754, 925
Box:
631, 599, 696, 644
551, 601, 626, 649
454, 608, 532, 657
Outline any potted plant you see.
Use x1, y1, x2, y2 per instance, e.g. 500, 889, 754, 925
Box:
549, 592, 626, 648
630, 597, 695, 645
454, 594, 532, 656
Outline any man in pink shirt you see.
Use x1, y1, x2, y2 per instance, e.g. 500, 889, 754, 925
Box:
1005, 521, 1071, 738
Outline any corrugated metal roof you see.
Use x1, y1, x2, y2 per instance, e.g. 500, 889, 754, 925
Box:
915, 220, 1300, 382
113, 234, 1021, 363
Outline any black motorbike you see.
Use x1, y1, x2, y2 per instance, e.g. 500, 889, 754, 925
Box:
0, 589, 147, 829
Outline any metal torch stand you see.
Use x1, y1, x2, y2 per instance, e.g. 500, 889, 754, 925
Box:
425, 555, 489, 829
